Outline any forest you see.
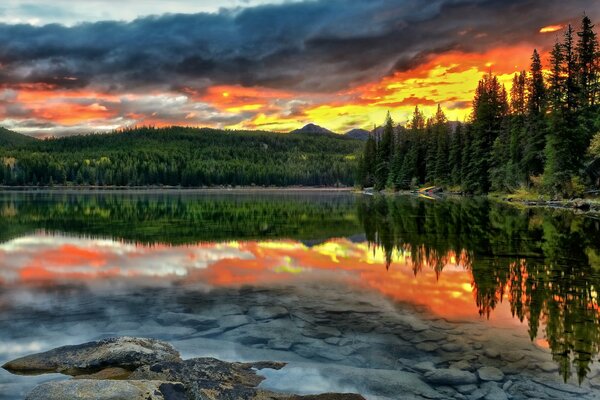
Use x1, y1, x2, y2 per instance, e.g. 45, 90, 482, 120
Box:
358, 15, 600, 197
0, 127, 361, 187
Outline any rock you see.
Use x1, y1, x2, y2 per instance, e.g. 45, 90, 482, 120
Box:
3, 337, 181, 375
481, 382, 507, 400
247, 305, 289, 320
450, 360, 472, 371
218, 314, 254, 330
538, 361, 558, 372
500, 351, 524, 362
424, 368, 478, 385
156, 312, 218, 330
129, 358, 363, 399
456, 384, 478, 394
290, 395, 365, 400
501, 380, 512, 391
483, 349, 500, 359
477, 366, 504, 382
73, 367, 132, 380
218, 315, 254, 330
25, 379, 186, 400
413, 361, 436, 373
441, 343, 464, 352
268, 339, 294, 350
302, 325, 342, 339
416, 342, 438, 352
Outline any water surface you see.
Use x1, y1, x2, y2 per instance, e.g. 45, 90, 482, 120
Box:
1, 191, 600, 399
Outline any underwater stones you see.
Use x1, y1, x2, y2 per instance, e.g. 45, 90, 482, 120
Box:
423, 368, 478, 385
302, 325, 342, 339
480, 382, 507, 400
449, 360, 473, 371
477, 366, 504, 382
483, 348, 500, 359
24, 380, 187, 400
413, 361, 436, 372
217, 314, 254, 330
416, 342, 439, 352
2, 337, 181, 375
155, 312, 218, 330
247, 305, 289, 320
538, 361, 559, 372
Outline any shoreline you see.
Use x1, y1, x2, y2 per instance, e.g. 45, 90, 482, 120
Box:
0, 186, 355, 194
359, 188, 600, 215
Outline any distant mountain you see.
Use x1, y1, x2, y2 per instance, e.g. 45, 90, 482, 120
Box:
344, 128, 370, 141
0, 127, 36, 147
290, 123, 336, 136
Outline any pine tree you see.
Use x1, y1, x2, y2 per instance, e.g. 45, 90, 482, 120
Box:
433, 104, 450, 185
448, 122, 464, 187
564, 25, 580, 112
544, 26, 582, 195
375, 112, 394, 190
469, 72, 509, 193
523, 49, 547, 178
577, 15, 599, 106
362, 131, 377, 187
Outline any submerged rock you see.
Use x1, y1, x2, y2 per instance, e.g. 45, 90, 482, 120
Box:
423, 368, 478, 385
25, 379, 187, 400
477, 366, 504, 382
3, 337, 181, 375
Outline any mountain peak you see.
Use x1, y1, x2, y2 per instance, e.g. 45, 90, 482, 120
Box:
290, 123, 335, 136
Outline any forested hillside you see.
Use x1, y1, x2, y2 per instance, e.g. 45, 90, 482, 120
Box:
359, 15, 600, 197
0, 127, 361, 187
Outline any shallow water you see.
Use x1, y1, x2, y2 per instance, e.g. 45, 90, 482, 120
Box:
1, 191, 600, 399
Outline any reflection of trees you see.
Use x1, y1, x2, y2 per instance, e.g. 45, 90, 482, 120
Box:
358, 196, 600, 382
0, 192, 362, 245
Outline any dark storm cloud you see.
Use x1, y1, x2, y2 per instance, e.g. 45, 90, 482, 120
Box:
0, 0, 595, 93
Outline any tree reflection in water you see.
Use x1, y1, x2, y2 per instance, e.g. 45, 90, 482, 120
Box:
358, 195, 600, 383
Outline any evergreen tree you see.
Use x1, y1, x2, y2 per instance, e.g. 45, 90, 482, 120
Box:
448, 122, 463, 187
523, 49, 548, 178
433, 104, 450, 185
375, 112, 394, 190
577, 15, 599, 106
362, 131, 377, 187
468, 72, 509, 193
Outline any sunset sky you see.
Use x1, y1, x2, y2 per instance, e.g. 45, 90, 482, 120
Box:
0, 0, 597, 137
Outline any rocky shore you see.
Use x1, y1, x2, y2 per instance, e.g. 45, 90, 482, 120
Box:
3, 283, 600, 399
3, 337, 364, 400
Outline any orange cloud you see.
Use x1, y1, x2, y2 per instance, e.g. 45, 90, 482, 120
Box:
540, 24, 564, 33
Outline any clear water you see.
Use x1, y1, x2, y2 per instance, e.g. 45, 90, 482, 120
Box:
1, 191, 600, 399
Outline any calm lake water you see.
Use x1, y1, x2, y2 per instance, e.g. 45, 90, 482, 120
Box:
1, 191, 600, 399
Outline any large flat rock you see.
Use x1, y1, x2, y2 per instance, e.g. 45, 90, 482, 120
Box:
129, 357, 365, 400
3, 337, 181, 375
25, 379, 187, 400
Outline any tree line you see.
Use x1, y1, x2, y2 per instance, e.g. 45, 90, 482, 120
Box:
358, 15, 600, 197
0, 127, 361, 187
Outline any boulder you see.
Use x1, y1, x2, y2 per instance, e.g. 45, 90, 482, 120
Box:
25, 379, 186, 400
130, 358, 364, 399
3, 337, 181, 375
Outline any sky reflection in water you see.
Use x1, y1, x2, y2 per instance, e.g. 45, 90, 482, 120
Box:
1, 192, 600, 389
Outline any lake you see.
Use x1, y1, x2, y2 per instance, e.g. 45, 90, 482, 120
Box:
1, 191, 600, 399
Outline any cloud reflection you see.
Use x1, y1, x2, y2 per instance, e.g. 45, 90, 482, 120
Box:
0, 233, 489, 319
